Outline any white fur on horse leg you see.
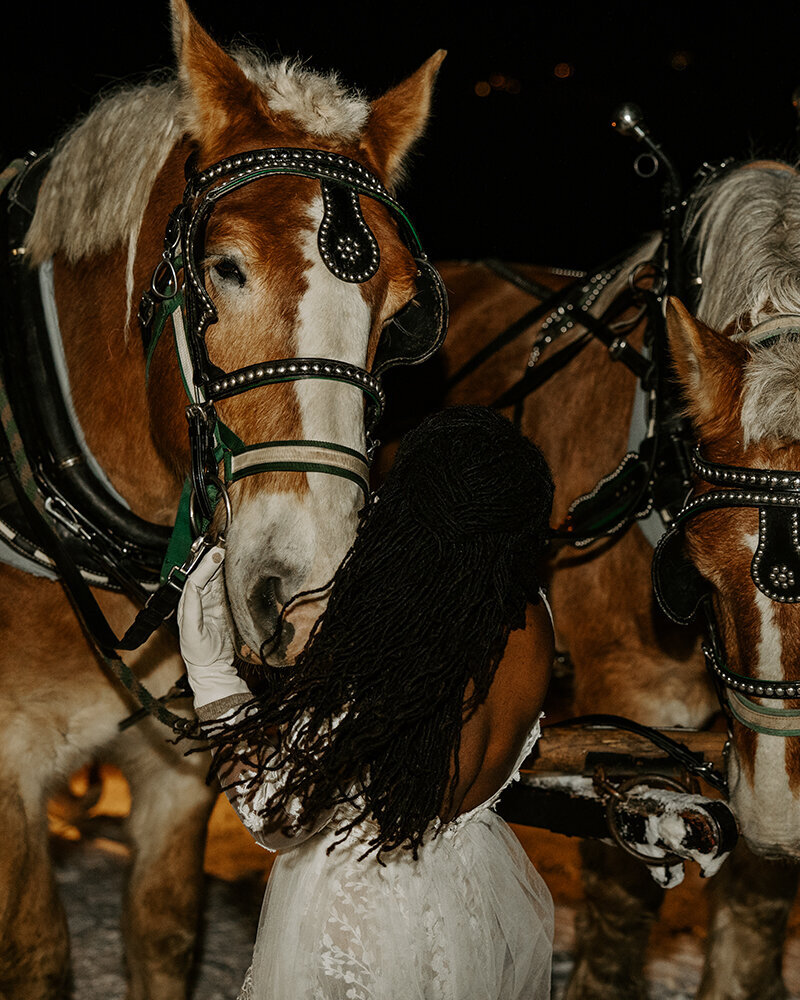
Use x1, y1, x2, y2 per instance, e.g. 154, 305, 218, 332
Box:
87, 594, 216, 1000
697, 840, 797, 1000
111, 725, 215, 1000
0, 573, 153, 999
0, 776, 71, 998
564, 840, 663, 1000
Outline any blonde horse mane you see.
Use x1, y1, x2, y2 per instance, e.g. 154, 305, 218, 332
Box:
685, 162, 800, 335
24, 49, 370, 323
685, 162, 800, 445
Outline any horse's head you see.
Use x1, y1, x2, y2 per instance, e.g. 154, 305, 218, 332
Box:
141, 1, 445, 662
665, 160, 800, 857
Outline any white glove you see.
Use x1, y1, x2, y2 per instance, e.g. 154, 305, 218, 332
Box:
177, 544, 251, 709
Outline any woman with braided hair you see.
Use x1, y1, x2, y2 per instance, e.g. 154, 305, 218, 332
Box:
178, 404, 556, 999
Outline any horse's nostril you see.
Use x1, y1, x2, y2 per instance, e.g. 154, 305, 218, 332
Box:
245, 575, 279, 632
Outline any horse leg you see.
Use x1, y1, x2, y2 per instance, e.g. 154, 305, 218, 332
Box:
697, 841, 798, 1000
0, 570, 134, 1000
0, 779, 71, 999
111, 718, 216, 1000
564, 839, 664, 1000
562, 639, 711, 1000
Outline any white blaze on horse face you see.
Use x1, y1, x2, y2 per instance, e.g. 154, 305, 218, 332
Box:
224, 197, 370, 660
727, 532, 800, 856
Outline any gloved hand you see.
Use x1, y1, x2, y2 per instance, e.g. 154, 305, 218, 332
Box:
177, 544, 251, 709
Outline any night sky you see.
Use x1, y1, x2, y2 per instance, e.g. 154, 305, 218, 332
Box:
6, 2, 800, 268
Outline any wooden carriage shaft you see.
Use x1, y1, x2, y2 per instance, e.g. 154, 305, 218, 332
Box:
527, 725, 727, 776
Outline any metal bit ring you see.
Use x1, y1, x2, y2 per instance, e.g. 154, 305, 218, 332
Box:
189, 476, 232, 538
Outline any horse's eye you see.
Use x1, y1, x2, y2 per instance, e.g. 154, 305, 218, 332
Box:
212, 258, 246, 287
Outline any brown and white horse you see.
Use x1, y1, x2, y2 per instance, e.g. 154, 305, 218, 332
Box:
431, 160, 800, 998
1, 3, 443, 996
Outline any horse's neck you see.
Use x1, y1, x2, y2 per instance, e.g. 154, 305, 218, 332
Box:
53, 250, 180, 525
441, 261, 640, 525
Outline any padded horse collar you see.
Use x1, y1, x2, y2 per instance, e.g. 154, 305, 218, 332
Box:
1, 153, 170, 593
139, 145, 448, 524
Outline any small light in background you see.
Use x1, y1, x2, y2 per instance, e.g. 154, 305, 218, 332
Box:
475, 75, 522, 97
554, 62, 573, 79
670, 50, 691, 71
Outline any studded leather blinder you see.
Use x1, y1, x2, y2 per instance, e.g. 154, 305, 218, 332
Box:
752, 507, 800, 602
318, 181, 380, 283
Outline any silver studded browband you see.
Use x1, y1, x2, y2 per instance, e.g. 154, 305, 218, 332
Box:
205, 357, 385, 422
692, 450, 800, 491
666, 450, 800, 529
704, 639, 800, 699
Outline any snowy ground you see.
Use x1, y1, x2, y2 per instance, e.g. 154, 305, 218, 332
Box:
49, 769, 800, 1000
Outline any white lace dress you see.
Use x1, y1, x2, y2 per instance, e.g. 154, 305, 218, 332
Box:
229, 716, 553, 1000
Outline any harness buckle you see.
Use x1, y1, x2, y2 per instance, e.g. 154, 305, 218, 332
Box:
145, 533, 219, 627
138, 291, 155, 332
44, 495, 94, 544
609, 337, 628, 359
163, 204, 184, 255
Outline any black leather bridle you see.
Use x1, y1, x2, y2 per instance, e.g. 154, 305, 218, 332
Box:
653, 394, 800, 737
138, 145, 448, 528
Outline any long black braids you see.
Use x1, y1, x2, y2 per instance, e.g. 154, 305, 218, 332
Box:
201, 405, 554, 862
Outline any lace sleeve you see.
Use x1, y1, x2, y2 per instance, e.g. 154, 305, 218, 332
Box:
197, 695, 336, 852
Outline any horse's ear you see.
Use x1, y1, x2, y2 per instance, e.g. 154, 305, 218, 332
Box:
362, 50, 446, 190
170, 0, 260, 140
666, 296, 747, 430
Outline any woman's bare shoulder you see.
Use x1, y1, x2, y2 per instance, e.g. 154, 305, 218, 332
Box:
445, 601, 554, 819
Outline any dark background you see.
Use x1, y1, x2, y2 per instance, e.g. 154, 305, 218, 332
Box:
5, 2, 800, 269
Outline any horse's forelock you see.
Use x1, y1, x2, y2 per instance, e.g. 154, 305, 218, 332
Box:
686, 162, 800, 335
232, 49, 369, 142
741, 337, 800, 445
